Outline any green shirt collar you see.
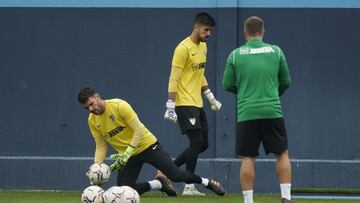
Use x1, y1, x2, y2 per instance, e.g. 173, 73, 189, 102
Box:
246, 38, 264, 46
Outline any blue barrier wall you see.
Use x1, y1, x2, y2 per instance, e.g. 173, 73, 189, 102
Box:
0, 3, 359, 192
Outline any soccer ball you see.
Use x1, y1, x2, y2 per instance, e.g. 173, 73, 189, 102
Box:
87, 162, 111, 185
103, 186, 140, 203
81, 185, 104, 203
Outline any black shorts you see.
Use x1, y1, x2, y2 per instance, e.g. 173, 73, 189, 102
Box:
236, 118, 288, 157
175, 106, 209, 134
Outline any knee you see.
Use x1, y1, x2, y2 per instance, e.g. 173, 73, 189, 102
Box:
276, 150, 289, 160
189, 138, 206, 152
240, 157, 256, 175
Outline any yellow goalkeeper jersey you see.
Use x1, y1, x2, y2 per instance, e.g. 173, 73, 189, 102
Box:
88, 99, 157, 156
171, 37, 208, 107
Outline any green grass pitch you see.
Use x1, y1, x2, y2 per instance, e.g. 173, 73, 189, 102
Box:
0, 190, 358, 203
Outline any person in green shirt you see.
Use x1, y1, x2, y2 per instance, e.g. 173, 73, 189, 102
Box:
222, 16, 294, 203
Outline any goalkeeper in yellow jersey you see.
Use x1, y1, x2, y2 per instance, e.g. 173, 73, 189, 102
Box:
78, 87, 226, 197
163, 12, 221, 196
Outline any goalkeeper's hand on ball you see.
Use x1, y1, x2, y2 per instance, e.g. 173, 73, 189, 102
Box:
110, 146, 134, 171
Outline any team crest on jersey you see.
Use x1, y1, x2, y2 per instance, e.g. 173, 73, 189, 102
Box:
109, 115, 115, 122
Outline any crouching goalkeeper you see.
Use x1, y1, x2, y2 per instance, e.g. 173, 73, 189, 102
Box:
78, 87, 226, 196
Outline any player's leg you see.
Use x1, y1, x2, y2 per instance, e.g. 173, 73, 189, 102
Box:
149, 144, 226, 196
183, 129, 205, 172
276, 150, 293, 203
173, 107, 208, 195
175, 107, 209, 166
174, 106, 201, 168
116, 147, 176, 196
198, 108, 209, 154
261, 118, 294, 202
240, 157, 256, 203
116, 158, 149, 195
182, 108, 209, 165
180, 108, 209, 195
199, 130, 209, 153
237, 120, 261, 203
181, 129, 208, 195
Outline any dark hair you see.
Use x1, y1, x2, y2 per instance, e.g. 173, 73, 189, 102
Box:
78, 87, 97, 103
194, 12, 216, 27
244, 16, 264, 36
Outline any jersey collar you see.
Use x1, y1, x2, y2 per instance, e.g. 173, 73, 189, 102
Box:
246, 38, 264, 47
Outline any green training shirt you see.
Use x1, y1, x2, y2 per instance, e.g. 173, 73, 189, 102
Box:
222, 39, 291, 122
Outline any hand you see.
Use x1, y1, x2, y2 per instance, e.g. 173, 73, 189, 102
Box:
203, 89, 222, 111
109, 146, 134, 171
109, 153, 128, 171
164, 99, 177, 123
210, 99, 222, 111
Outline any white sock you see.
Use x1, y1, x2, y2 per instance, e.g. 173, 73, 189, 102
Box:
148, 180, 162, 190
242, 190, 254, 203
280, 183, 291, 200
201, 178, 209, 186
185, 183, 194, 188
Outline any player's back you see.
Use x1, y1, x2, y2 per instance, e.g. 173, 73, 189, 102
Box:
232, 39, 284, 122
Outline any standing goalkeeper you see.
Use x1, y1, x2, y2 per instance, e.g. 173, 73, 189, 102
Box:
78, 87, 226, 197
222, 16, 294, 203
163, 12, 221, 196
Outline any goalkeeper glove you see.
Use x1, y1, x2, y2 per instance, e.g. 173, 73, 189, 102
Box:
110, 146, 134, 171
203, 89, 222, 111
164, 99, 177, 123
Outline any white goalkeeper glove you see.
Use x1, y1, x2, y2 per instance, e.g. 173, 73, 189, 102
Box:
164, 99, 177, 123
203, 89, 222, 111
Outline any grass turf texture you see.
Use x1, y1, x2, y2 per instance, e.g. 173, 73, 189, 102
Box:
0, 190, 358, 203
